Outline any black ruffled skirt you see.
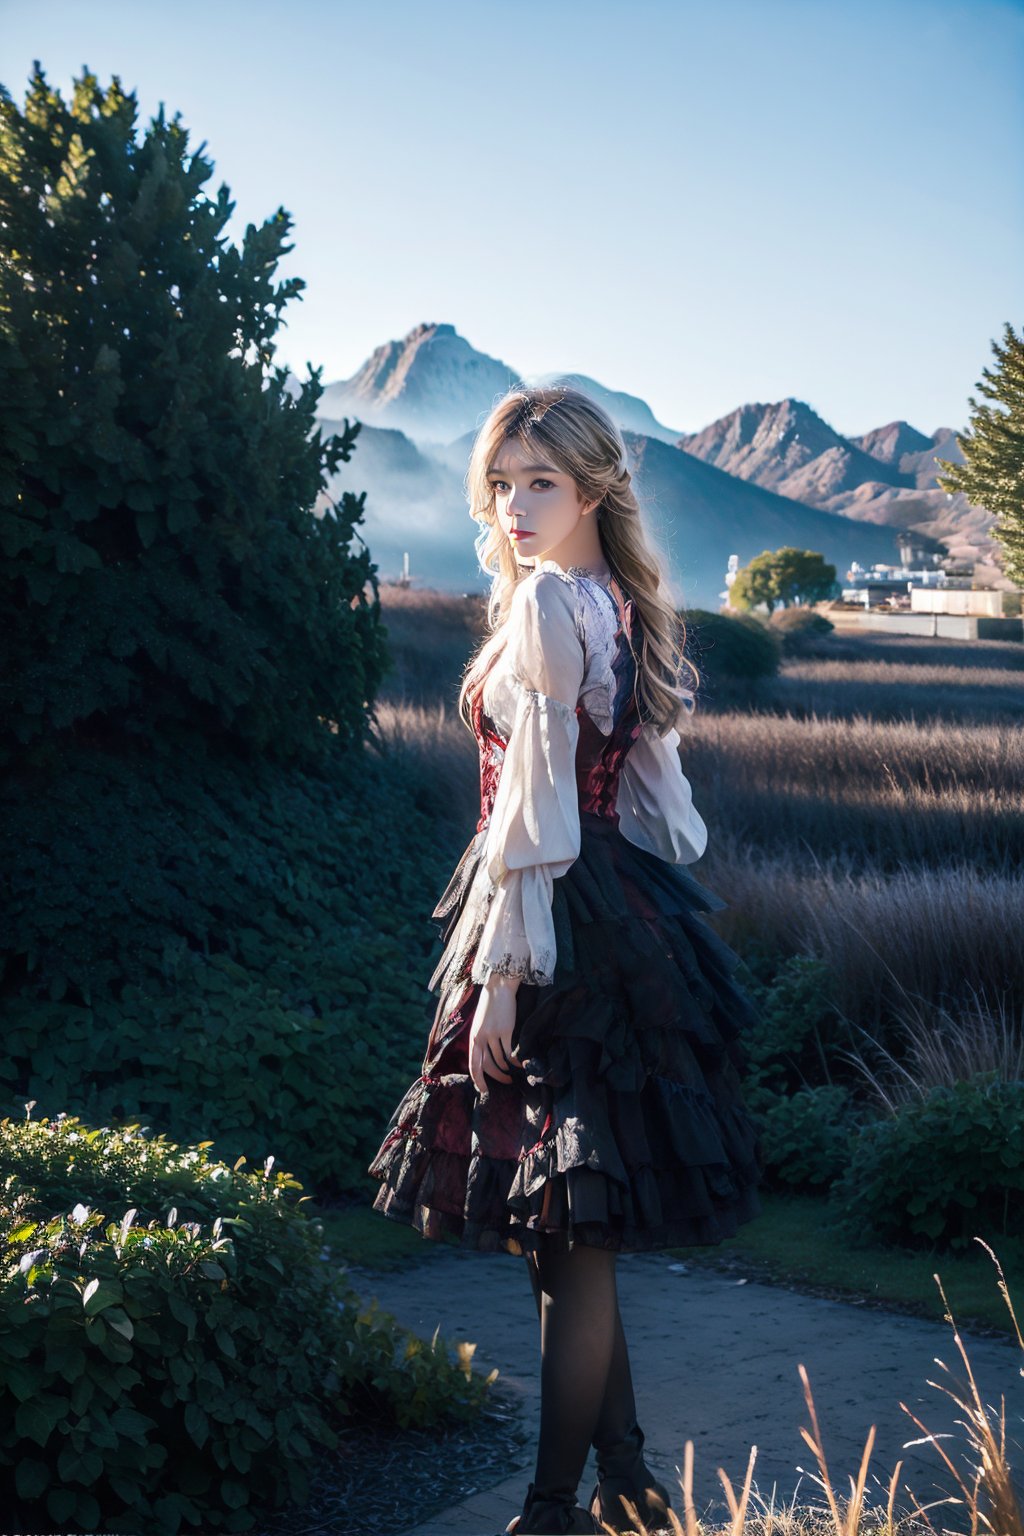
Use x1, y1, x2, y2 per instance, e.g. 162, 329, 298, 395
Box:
368, 811, 766, 1255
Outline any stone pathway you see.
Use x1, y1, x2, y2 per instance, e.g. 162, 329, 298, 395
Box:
349, 1247, 1024, 1536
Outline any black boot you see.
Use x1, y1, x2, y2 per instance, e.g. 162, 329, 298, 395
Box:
587, 1422, 674, 1534
505, 1480, 603, 1534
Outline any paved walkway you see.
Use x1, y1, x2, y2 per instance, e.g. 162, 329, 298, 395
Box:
349, 1247, 1024, 1536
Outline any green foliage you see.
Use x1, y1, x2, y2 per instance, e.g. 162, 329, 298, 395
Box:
730, 548, 841, 614
739, 953, 851, 1102
0, 63, 390, 773
935, 321, 1024, 587
683, 607, 781, 688
827, 1073, 1024, 1252
757, 1085, 857, 1191
0, 743, 448, 1198
0, 1111, 493, 1534
731, 953, 864, 1190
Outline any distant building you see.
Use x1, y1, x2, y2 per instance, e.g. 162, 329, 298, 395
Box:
909, 587, 1021, 618
895, 530, 945, 568
842, 560, 960, 610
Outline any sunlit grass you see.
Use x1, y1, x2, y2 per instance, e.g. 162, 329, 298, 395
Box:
701, 839, 1022, 1035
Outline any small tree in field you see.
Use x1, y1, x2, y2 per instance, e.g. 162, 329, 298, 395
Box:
730, 546, 839, 614
0, 64, 389, 772
935, 321, 1024, 588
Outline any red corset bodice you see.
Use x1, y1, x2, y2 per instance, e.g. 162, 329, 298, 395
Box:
471, 590, 644, 836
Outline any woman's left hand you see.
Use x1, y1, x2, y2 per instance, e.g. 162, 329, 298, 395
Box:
469, 976, 520, 1094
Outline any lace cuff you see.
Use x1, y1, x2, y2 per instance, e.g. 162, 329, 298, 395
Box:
470, 867, 559, 987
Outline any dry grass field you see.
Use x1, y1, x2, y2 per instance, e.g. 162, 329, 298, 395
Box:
371, 586, 1023, 1074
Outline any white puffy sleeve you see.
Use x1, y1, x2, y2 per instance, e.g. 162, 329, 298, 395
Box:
614, 721, 708, 865
470, 572, 585, 988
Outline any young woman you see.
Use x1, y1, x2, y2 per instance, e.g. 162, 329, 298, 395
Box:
368, 384, 766, 1536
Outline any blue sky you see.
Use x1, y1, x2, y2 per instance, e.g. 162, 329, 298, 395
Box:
4, 0, 1022, 437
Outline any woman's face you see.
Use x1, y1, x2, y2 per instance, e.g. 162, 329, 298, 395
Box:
487, 438, 599, 567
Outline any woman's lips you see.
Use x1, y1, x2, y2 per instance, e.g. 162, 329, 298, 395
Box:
511, 530, 534, 540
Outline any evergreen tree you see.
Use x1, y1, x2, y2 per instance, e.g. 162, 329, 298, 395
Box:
935, 321, 1024, 588
0, 64, 389, 772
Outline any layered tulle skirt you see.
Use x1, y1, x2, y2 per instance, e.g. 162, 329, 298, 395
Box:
367, 811, 766, 1255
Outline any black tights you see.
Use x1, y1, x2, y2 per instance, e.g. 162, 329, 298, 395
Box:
524, 1243, 638, 1500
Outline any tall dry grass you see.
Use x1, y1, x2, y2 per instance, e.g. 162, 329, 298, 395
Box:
839, 981, 1024, 1113
806, 633, 1024, 674
703, 836, 1022, 1034
371, 581, 1023, 1060
753, 660, 1024, 727
599, 1243, 1023, 1536
684, 712, 1022, 871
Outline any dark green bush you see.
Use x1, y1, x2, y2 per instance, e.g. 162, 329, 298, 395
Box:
730, 952, 867, 1189
827, 1072, 1024, 1251
0, 1111, 493, 1534
733, 953, 853, 1108
0, 65, 389, 774
0, 742, 449, 1198
757, 1084, 858, 1190
683, 608, 781, 692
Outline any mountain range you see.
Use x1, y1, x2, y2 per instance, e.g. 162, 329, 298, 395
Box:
308, 322, 1003, 607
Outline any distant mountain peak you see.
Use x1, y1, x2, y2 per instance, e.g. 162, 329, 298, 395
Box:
317, 325, 683, 446
317, 322, 520, 443
850, 419, 934, 465
678, 397, 911, 499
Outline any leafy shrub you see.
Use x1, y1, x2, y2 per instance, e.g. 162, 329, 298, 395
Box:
683, 608, 781, 692
768, 607, 836, 655
757, 1084, 858, 1191
0, 741, 449, 1199
0, 1111, 493, 1534
734, 953, 852, 1110
827, 1072, 1024, 1251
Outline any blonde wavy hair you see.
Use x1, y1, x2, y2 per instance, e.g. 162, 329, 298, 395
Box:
457, 383, 701, 737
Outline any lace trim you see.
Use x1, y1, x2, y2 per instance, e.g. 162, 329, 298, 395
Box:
571, 576, 622, 736
471, 949, 555, 988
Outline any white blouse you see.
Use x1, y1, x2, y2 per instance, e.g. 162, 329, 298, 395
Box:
467, 561, 708, 989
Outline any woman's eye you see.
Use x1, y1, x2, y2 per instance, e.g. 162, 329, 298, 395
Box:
491, 479, 553, 493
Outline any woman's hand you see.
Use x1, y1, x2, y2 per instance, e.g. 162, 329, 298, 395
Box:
469, 975, 521, 1095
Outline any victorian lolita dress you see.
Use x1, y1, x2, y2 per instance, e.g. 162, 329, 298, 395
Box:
368, 561, 765, 1255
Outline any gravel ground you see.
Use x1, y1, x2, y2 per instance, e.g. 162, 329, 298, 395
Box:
251, 1379, 530, 1536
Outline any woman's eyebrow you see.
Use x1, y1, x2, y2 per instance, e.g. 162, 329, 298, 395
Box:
487, 463, 560, 475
